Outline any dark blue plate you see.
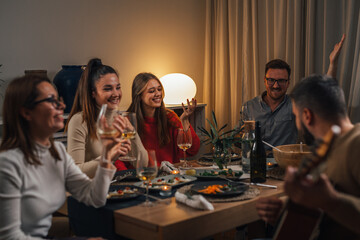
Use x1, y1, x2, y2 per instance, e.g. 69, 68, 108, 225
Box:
191, 180, 248, 197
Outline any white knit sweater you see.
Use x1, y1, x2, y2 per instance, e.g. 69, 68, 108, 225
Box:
0, 141, 115, 239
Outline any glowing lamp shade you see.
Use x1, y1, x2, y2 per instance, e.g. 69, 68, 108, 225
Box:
160, 73, 197, 105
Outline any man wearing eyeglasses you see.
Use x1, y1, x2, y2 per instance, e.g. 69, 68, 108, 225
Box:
242, 59, 297, 151
241, 35, 345, 150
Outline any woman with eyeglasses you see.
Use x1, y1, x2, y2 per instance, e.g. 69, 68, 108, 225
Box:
127, 72, 200, 166
0, 75, 116, 238
65, 58, 148, 178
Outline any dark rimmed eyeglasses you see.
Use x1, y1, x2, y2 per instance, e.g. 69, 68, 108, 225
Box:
32, 96, 64, 109
265, 78, 289, 86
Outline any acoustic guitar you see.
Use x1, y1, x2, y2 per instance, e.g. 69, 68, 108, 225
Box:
273, 125, 341, 240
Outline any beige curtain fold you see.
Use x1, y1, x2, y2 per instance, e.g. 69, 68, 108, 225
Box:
348, 9, 360, 122
204, 0, 360, 130
304, 0, 360, 122
204, 0, 304, 129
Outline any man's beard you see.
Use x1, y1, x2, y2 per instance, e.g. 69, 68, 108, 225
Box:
300, 122, 315, 146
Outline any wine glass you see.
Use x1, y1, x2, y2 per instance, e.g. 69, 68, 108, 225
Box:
118, 112, 137, 161
177, 128, 192, 168
97, 104, 119, 139
136, 150, 158, 207
240, 105, 254, 125
97, 104, 119, 163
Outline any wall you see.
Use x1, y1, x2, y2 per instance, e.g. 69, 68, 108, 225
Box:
0, 0, 206, 113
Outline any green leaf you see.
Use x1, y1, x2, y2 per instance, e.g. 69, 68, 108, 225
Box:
211, 111, 218, 129
220, 129, 236, 137
207, 119, 219, 140
218, 124, 228, 134
197, 127, 211, 138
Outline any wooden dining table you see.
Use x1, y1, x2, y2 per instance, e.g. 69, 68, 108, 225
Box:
113, 178, 285, 240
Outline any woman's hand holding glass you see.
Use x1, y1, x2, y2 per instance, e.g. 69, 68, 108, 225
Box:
117, 112, 137, 161
117, 112, 137, 140
97, 104, 132, 165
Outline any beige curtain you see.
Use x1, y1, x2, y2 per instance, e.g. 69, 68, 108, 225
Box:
204, 0, 360, 129
348, 8, 360, 122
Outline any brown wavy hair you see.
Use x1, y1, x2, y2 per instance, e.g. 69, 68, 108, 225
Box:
127, 72, 171, 146
65, 58, 118, 139
0, 75, 60, 165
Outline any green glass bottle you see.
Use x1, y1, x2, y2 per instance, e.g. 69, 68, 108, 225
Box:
250, 121, 266, 183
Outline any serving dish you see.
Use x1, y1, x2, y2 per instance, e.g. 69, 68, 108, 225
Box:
107, 185, 143, 201
113, 169, 138, 181
273, 144, 312, 168
194, 169, 245, 180
191, 180, 248, 197
134, 174, 197, 191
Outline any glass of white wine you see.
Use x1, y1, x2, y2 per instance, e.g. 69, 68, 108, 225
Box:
97, 104, 120, 163
136, 150, 158, 207
177, 128, 192, 168
118, 112, 137, 161
97, 104, 118, 138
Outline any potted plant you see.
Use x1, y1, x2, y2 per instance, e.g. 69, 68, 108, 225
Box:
198, 111, 243, 169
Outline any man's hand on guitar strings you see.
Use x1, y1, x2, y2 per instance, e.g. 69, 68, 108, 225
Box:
256, 197, 283, 225
284, 166, 338, 210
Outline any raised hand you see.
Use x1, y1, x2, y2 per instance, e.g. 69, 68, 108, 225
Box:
181, 98, 197, 119
327, 34, 345, 77
180, 98, 197, 131
329, 34, 345, 64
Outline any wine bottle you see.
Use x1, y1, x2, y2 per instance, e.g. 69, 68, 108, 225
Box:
241, 120, 255, 173
250, 121, 266, 183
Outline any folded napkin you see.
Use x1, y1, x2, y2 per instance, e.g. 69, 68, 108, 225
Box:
160, 161, 179, 174
175, 191, 214, 211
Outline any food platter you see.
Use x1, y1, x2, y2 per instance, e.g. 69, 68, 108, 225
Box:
198, 153, 241, 162
133, 174, 197, 191
191, 180, 248, 197
112, 169, 138, 181
107, 185, 143, 201
197, 153, 241, 166
194, 169, 246, 180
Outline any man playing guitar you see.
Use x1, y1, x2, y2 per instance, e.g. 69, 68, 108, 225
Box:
256, 75, 360, 239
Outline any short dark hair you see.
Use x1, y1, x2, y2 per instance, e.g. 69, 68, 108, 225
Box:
290, 75, 347, 122
265, 59, 291, 79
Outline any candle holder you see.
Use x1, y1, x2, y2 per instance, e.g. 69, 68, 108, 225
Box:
170, 169, 179, 175
160, 185, 172, 197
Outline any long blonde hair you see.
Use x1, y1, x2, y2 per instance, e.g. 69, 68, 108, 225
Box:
65, 58, 118, 139
127, 72, 171, 146
0, 75, 60, 165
